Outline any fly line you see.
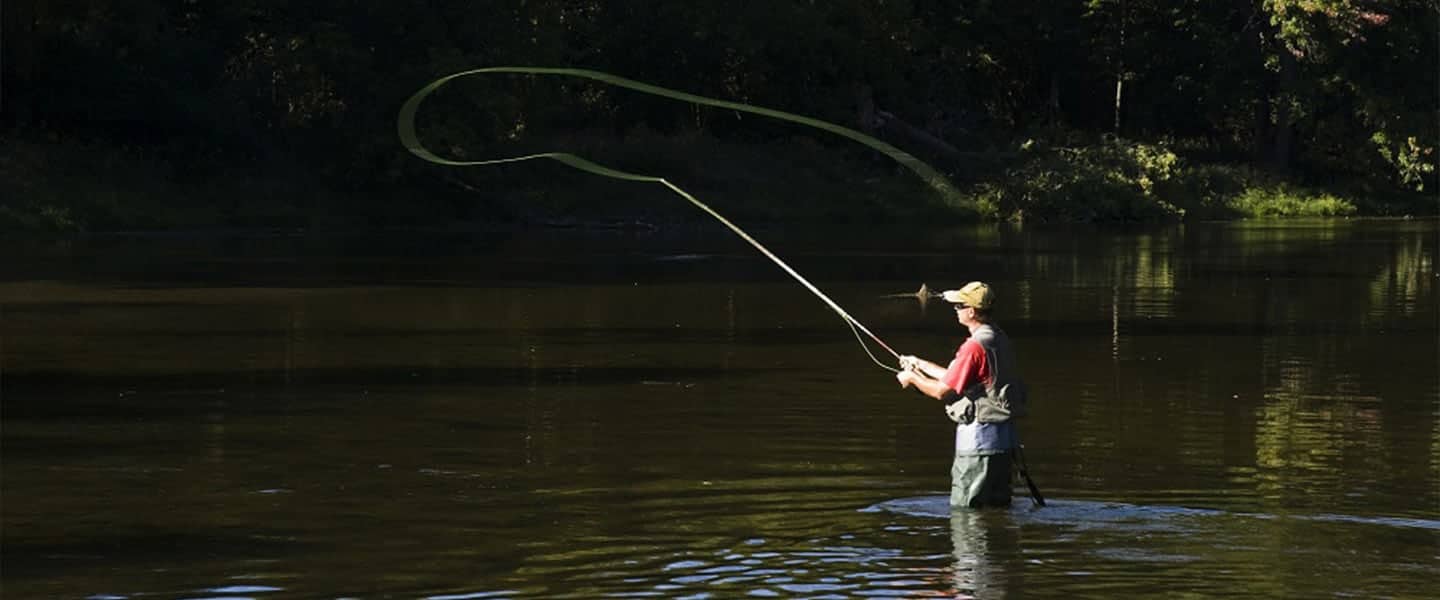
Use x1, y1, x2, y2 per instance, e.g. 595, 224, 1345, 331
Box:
397, 67, 965, 371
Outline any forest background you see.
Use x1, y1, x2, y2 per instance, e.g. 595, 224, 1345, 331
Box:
2, 0, 1437, 231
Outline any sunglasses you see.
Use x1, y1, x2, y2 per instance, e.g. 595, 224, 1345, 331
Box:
953, 303, 969, 311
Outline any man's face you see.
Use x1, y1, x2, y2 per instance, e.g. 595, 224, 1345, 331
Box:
953, 303, 972, 325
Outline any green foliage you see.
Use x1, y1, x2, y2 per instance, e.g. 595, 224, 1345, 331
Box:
1229, 187, 1357, 218
3, 0, 1435, 230
1262, 0, 1438, 189
1, 137, 186, 231
0, 135, 355, 231
972, 137, 1187, 222
960, 135, 1419, 222
1371, 132, 1437, 191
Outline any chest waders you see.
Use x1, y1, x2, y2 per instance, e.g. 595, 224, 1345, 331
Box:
944, 326, 1045, 508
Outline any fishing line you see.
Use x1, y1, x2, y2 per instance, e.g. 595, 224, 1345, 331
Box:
397, 66, 958, 369
846, 317, 901, 373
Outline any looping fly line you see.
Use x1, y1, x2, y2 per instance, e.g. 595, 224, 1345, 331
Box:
398, 67, 959, 372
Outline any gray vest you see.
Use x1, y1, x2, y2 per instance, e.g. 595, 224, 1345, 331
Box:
944, 324, 1028, 424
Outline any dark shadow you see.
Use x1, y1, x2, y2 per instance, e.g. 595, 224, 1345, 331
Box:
1, 365, 783, 419
0, 529, 309, 581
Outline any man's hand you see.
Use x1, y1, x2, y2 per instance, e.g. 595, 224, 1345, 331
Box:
896, 370, 918, 389
898, 355, 921, 372
897, 368, 952, 401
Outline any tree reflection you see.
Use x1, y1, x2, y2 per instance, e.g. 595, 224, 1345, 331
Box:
1247, 221, 1436, 513
1367, 232, 1433, 321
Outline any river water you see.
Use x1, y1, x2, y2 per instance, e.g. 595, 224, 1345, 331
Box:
2, 220, 1437, 599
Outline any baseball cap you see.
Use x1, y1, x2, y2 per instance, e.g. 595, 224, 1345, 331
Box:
941, 281, 994, 309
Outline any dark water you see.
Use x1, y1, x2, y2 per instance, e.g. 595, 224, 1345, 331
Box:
3, 220, 1437, 599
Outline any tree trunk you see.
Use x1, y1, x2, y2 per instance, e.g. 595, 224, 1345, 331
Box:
1048, 71, 1062, 126
1113, 77, 1124, 135
855, 83, 960, 157
1113, 0, 1126, 135
876, 110, 962, 157
1250, 28, 1273, 168
1270, 50, 1297, 173
1253, 91, 1272, 165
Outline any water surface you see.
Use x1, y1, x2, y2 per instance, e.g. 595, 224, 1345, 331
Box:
3, 220, 1437, 598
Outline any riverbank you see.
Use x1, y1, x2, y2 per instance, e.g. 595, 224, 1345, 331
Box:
3, 132, 1432, 233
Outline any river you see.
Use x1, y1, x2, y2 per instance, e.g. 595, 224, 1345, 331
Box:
2, 219, 1436, 598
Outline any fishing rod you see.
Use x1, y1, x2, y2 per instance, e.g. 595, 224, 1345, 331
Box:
653, 180, 904, 367
396, 67, 953, 371
400, 66, 1047, 508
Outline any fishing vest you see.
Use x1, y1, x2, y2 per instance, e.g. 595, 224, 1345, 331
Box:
943, 324, 1028, 425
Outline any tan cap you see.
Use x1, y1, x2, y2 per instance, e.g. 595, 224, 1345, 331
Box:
942, 281, 994, 309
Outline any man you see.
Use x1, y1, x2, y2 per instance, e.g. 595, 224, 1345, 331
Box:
896, 281, 1024, 509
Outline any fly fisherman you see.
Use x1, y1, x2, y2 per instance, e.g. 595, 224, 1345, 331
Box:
896, 281, 1028, 509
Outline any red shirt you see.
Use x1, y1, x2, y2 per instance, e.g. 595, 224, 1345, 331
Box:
941, 338, 992, 395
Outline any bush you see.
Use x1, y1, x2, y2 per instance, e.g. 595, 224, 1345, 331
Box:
1, 135, 341, 232
965, 134, 1385, 222
970, 137, 1187, 222
1229, 188, 1357, 217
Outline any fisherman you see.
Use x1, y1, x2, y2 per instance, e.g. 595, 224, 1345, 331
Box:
896, 281, 1026, 509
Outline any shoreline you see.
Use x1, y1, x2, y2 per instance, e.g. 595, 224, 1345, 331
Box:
4, 135, 1433, 234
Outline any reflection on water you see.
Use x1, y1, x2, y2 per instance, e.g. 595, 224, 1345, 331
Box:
1, 220, 1437, 598
872, 495, 1439, 598
1370, 232, 1433, 320
947, 510, 1012, 600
